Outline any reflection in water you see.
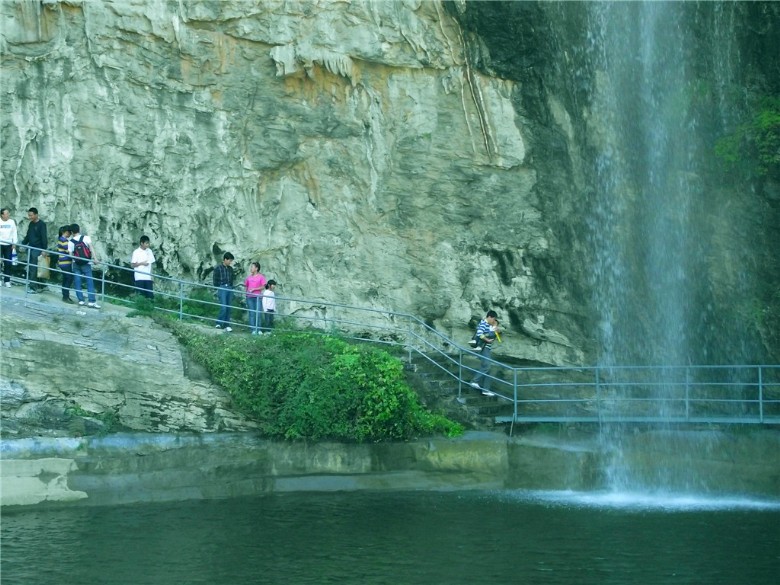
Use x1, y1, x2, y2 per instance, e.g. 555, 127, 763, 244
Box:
2, 491, 779, 585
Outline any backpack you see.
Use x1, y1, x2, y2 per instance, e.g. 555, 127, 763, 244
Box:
72, 236, 92, 265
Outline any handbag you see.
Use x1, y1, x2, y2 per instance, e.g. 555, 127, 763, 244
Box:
37, 254, 51, 279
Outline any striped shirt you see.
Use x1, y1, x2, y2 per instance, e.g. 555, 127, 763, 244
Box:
57, 236, 72, 266
475, 319, 492, 341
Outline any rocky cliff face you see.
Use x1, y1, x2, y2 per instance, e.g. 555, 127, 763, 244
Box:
0, 289, 256, 437
1, 0, 584, 365
2, 1, 777, 366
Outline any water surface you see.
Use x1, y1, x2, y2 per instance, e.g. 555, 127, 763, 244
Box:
3, 490, 779, 585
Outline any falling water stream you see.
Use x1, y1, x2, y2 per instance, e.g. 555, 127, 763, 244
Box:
585, 1, 742, 367
571, 2, 771, 492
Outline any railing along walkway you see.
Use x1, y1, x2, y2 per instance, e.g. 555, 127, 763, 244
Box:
7, 244, 780, 427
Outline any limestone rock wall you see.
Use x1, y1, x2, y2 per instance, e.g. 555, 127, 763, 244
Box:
0, 292, 257, 436
0, 0, 586, 365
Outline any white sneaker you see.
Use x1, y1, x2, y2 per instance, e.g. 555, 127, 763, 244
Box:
481, 389, 495, 397
470, 382, 480, 389
88, 302, 101, 309
225, 326, 233, 332
215, 324, 222, 329
4, 282, 10, 288
78, 301, 86, 306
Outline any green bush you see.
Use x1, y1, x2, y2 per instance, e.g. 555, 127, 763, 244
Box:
170, 327, 463, 442
715, 95, 780, 178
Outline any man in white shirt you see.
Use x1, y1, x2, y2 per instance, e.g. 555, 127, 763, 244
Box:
130, 235, 155, 299
0, 207, 18, 287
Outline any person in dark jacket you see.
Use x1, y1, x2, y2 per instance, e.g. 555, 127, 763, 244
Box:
213, 252, 235, 331
21, 207, 47, 293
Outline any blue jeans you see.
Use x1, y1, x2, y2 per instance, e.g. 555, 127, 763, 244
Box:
217, 286, 233, 327
72, 262, 96, 303
472, 344, 493, 390
246, 296, 262, 331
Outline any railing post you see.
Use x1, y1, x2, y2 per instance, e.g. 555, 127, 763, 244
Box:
24, 248, 31, 296
595, 366, 602, 428
407, 315, 413, 364
179, 281, 184, 321
513, 367, 518, 423
758, 365, 764, 423
685, 366, 690, 421
456, 347, 464, 404
100, 266, 106, 303
19, 248, 30, 297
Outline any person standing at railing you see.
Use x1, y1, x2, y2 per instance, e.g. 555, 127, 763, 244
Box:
131, 235, 156, 300
470, 310, 499, 397
69, 223, 100, 309
244, 262, 266, 335
21, 207, 47, 293
57, 225, 74, 304
0, 207, 18, 288
260, 280, 277, 334
213, 252, 235, 332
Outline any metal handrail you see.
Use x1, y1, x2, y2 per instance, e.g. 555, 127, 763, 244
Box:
7, 243, 780, 426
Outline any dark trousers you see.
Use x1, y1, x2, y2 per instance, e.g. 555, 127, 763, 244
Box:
27, 249, 43, 290
261, 309, 275, 332
0, 245, 12, 283
60, 264, 73, 299
135, 279, 154, 299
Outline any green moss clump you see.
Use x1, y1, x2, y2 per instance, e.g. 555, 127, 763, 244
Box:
715, 95, 780, 178
171, 326, 463, 442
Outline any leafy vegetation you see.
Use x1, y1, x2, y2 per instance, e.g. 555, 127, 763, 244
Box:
715, 95, 780, 178
169, 325, 463, 442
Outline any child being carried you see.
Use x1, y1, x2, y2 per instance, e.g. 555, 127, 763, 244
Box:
468, 319, 501, 352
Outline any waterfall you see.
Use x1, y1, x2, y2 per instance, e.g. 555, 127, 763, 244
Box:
583, 1, 742, 368
575, 2, 758, 492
